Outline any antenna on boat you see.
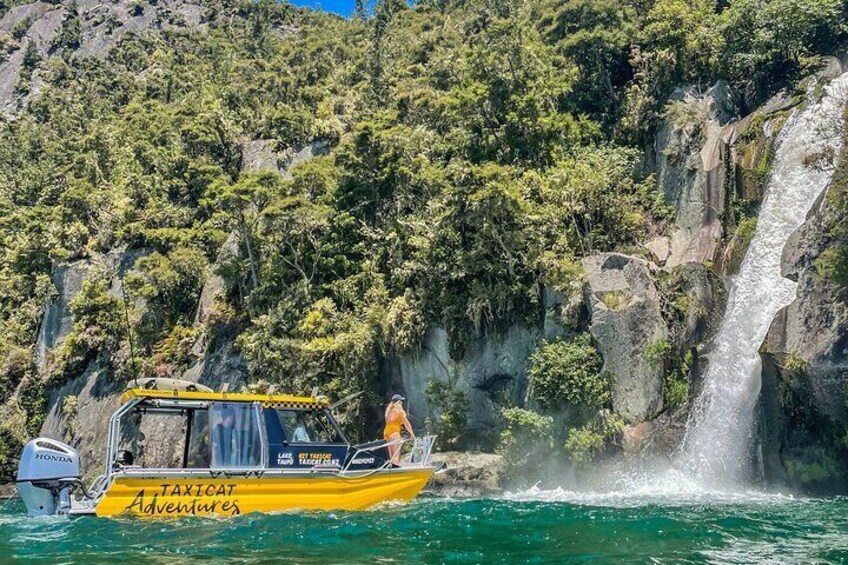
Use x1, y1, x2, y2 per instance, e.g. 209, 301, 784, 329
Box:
330, 391, 364, 410
120, 280, 139, 389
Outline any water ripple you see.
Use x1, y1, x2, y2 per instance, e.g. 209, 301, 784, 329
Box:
1, 496, 847, 563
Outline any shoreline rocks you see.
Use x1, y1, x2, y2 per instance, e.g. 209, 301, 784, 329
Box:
425, 451, 503, 498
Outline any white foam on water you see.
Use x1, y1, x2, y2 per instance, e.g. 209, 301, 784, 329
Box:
503, 464, 801, 507
503, 484, 798, 507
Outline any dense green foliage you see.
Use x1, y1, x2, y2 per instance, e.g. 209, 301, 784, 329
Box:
500, 333, 620, 482
498, 407, 554, 481
425, 379, 469, 450
527, 334, 609, 410
0, 0, 846, 478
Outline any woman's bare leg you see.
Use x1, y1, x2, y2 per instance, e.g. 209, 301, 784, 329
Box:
388, 433, 401, 464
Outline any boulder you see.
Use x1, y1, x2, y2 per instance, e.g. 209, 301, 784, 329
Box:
582, 253, 668, 423
621, 421, 653, 456
425, 451, 503, 497
644, 236, 671, 266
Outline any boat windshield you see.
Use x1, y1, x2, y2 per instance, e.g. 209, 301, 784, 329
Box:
210, 402, 262, 468
276, 409, 344, 444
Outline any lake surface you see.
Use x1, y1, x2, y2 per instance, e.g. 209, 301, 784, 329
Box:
2, 490, 847, 563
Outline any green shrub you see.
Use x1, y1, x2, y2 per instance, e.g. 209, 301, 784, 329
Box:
204, 298, 242, 345
0, 33, 17, 57
0, 427, 23, 483
126, 246, 209, 343
11, 18, 31, 41
498, 407, 554, 484
145, 325, 198, 378
736, 216, 758, 244
784, 352, 808, 372
817, 246, 848, 295
383, 290, 425, 352
53, 7, 81, 51
51, 278, 124, 384
564, 412, 624, 464
17, 374, 46, 437
0, 345, 33, 397
62, 395, 78, 439
238, 300, 381, 442
21, 40, 38, 70
665, 373, 689, 408
664, 349, 692, 409
600, 291, 626, 310
425, 379, 469, 450
645, 338, 671, 369
527, 334, 609, 410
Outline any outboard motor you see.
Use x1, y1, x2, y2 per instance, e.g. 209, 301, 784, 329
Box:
16, 438, 81, 516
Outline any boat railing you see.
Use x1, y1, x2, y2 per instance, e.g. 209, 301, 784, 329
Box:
85, 435, 437, 486
342, 435, 436, 475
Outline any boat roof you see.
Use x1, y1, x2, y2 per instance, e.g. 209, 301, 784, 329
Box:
120, 388, 330, 409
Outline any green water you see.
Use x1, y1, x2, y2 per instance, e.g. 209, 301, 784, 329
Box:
2, 492, 847, 564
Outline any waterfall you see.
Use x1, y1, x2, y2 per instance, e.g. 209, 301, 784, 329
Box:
679, 72, 848, 488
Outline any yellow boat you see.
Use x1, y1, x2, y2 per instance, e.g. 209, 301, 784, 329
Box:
15, 385, 438, 518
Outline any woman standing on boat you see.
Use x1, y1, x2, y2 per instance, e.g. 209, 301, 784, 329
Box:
384, 394, 415, 464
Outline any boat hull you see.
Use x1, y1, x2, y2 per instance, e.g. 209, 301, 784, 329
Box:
94, 468, 435, 517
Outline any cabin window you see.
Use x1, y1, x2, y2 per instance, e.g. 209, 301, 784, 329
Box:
210, 402, 262, 468
276, 410, 344, 444
185, 409, 211, 468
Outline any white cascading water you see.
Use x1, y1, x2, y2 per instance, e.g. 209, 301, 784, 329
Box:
679, 71, 848, 488
509, 72, 848, 504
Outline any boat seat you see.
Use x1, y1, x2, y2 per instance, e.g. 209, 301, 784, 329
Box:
116, 450, 134, 466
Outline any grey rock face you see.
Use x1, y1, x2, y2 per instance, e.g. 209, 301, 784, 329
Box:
764, 195, 848, 425
582, 253, 668, 423
383, 286, 571, 440
656, 81, 735, 269
241, 139, 281, 174
0, 0, 209, 111
387, 325, 543, 433
0, 48, 23, 112
40, 360, 125, 480
0, 2, 55, 33
678, 262, 721, 347
194, 232, 237, 326
35, 260, 92, 370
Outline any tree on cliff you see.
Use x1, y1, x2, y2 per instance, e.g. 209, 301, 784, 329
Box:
0, 0, 846, 480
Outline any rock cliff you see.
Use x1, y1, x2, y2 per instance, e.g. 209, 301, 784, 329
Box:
1, 0, 846, 497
